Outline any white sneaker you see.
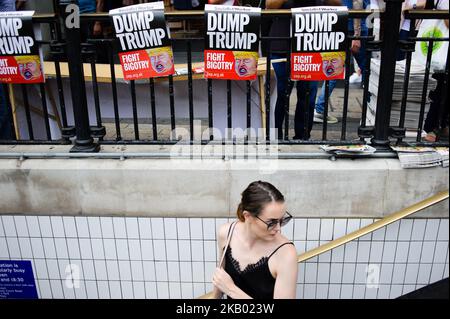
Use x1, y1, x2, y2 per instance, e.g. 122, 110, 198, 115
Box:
349, 72, 362, 84
314, 111, 338, 124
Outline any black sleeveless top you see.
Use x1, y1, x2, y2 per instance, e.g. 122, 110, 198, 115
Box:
223, 222, 294, 299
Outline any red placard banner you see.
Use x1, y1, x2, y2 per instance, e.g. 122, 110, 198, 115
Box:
0, 11, 44, 84
204, 5, 261, 80
291, 6, 348, 81
110, 2, 174, 80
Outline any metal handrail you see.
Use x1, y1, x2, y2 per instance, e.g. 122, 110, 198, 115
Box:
198, 190, 449, 299
32, 8, 449, 21
79, 9, 383, 20
404, 9, 449, 19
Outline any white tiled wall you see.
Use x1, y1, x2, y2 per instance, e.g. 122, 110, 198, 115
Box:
0, 216, 448, 299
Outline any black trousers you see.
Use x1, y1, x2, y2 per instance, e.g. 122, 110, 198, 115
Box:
424, 72, 448, 134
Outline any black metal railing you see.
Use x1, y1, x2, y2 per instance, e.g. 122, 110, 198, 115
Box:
1, 9, 68, 145
400, 9, 449, 144
0, 0, 448, 152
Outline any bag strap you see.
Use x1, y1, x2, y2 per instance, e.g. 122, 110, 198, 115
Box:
218, 221, 237, 268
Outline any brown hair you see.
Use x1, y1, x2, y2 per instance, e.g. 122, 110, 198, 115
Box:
236, 181, 285, 222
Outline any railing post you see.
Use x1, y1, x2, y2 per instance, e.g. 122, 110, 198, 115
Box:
59, 0, 99, 152
371, 0, 404, 146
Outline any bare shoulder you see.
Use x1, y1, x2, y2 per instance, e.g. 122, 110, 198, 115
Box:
279, 243, 297, 261
273, 234, 297, 261
269, 236, 297, 277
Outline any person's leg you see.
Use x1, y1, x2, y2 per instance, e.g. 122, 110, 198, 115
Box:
396, 29, 410, 61
347, 27, 360, 84
315, 80, 337, 114
307, 81, 318, 134
354, 29, 368, 83
440, 95, 449, 141
294, 81, 318, 139
294, 82, 306, 139
0, 85, 13, 140
271, 53, 292, 139
424, 73, 444, 135
424, 99, 440, 135
314, 80, 338, 124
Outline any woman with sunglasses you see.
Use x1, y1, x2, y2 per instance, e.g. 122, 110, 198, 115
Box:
212, 181, 298, 299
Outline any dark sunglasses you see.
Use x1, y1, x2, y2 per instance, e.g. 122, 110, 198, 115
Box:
255, 211, 293, 230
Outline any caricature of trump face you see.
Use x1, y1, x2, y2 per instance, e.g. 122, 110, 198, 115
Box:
16, 56, 42, 81
149, 48, 174, 74
321, 52, 345, 78
234, 52, 257, 77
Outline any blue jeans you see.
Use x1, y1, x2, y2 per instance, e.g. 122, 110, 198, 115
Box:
0, 0, 15, 11
315, 29, 368, 114
271, 54, 318, 139
397, 29, 418, 61
343, 0, 370, 31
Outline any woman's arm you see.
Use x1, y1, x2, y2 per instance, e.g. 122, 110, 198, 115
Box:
213, 268, 253, 299
211, 223, 228, 298
351, 0, 362, 53
403, 0, 427, 10
212, 278, 224, 298
325, 0, 342, 5
273, 244, 298, 299
266, 0, 286, 9
266, 0, 341, 9
93, 0, 104, 36
212, 222, 253, 299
